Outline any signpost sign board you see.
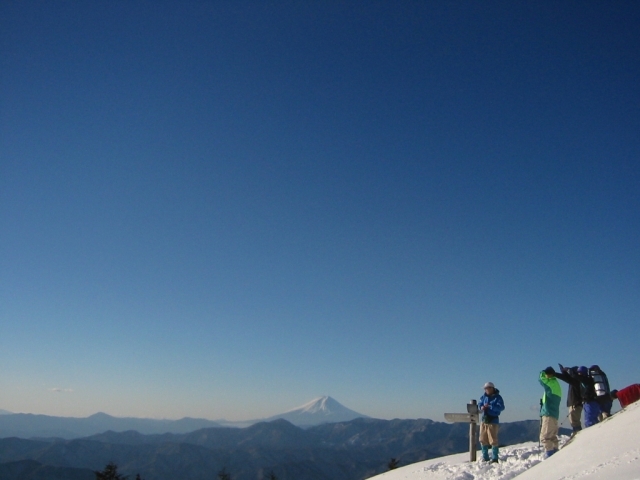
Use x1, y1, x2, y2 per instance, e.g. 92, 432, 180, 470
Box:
444, 413, 479, 423
444, 400, 480, 462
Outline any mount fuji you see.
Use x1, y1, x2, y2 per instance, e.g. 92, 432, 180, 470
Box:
264, 396, 369, 427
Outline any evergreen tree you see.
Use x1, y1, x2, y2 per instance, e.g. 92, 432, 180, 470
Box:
95, 462, 128, 480
218, 467, 231, 480
387, 458, 400, 470
264, 471, 278, 480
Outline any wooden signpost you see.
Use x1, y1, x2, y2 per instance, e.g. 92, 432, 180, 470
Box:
444, 400, 480, 462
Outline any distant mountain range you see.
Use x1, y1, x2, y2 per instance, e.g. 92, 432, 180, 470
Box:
0, 396, 365, 439
0, 417, 561, 480
0, 411, 222, 439
0, 398, 567, 480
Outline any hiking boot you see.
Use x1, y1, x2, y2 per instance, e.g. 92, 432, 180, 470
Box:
491, 446, 499, 463
481, 445, 490, 462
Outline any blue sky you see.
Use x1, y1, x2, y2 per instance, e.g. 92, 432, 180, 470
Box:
1, 1, 639, 422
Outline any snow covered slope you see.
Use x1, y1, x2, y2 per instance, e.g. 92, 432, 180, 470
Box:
370, 441, 544, 480
265, 396, 368, 426
369, 400, 640, 480
515, 399, 640, 480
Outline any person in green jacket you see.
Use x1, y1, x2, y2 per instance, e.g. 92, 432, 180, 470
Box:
539, 367, 562, 458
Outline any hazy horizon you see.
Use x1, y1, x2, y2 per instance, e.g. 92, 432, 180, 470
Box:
0, 395, 366, 422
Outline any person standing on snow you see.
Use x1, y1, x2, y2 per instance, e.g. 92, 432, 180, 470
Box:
539, 367, 562, 459
478, 382, 505, 463
611, 384, 640, 408
556, 364, 583, 434
589, 365, 612, 421
576, 366, 601, 427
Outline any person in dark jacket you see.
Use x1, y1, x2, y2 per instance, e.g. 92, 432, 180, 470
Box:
577, 366, 601, 427
589, 365, 612, 421
556, 364, 583, 434
478, 382, 505, 463
539, 367, 562, 458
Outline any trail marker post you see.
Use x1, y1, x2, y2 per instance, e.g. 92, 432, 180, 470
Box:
444, 400, 480, 462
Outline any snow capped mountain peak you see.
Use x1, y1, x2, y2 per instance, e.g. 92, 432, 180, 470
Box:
267, 396, 369, 427
289, 396, 338, 415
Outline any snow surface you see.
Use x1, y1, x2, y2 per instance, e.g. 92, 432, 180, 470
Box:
369, 400, 640, 480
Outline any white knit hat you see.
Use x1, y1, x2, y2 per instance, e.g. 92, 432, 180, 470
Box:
483, 382, 495, 389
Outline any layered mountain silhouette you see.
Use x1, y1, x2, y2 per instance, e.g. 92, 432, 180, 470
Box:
0, 417, 561, 480
0, 411, 221, 439
0, 397, 569, 480
0, 396, 366, 438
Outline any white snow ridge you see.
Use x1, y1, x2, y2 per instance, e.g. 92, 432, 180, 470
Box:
265, 396, 368, 426
369, 400, 640, 480
297, 396, 336, 414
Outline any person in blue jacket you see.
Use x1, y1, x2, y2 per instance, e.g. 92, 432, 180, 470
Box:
478, 382, 505, 463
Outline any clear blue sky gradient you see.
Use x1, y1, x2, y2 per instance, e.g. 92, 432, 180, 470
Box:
1, 2, 639, 422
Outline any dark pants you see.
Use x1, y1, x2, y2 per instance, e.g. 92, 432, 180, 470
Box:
598, 399, 612, 421
584, 401, 601, 427
598, 399, 612, 415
